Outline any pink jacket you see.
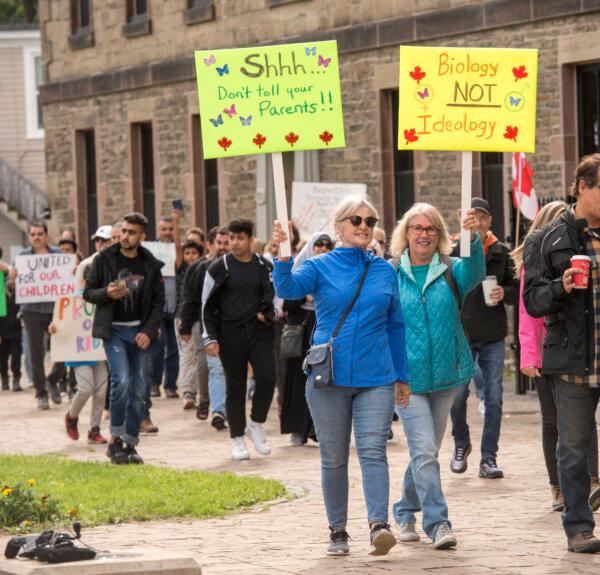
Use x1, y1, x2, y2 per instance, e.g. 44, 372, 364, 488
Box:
518, 272, 545, 370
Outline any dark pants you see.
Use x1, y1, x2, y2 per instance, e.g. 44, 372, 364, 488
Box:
535, 376, 598, 486
0, 335, 21, 382
451, 340, 505, 459
22, 312, 64, 398
151, 316, 179, 391
552, 376, 600, 537
219, 319, 276, 438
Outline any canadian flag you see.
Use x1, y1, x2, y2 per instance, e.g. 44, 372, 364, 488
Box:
512, 153, 539, 221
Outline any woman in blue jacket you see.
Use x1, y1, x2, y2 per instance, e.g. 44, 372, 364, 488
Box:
390, 203, 485, 550
272, 197, 410, 558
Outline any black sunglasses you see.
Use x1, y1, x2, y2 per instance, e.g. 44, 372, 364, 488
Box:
314, 240, 333, 248
344, 216, 378, 228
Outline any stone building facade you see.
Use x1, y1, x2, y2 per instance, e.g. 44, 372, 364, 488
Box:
39, 0, 600, 250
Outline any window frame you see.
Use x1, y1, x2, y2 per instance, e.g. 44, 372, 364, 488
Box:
23, 45, 44, 140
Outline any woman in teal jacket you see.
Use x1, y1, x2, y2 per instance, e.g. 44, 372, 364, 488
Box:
272, 196, 410, 558
390, 202, 485, 551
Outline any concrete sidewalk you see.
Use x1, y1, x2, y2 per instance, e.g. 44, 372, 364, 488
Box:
1, 385, 599, 574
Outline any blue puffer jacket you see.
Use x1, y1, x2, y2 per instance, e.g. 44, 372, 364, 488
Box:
273, 247, 409, 387
396, 235, 486, 394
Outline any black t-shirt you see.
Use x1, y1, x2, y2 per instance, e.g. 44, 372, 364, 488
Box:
113, 251, 146, 323
220, 255, 262, 325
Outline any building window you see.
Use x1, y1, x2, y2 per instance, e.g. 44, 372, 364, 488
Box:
23, 47, 44, 139
191, 115, 219, 230
480, 152, 506, 241
123, 0, 152, 37
75, 130, 98, 254
577, 64, 600, 157
127, 0, 148, 21
131, 122, 156, 239
205, 159, 220, 230
184, 0, 215, 25
69, 0, 94, 49
390, 90, 415, 221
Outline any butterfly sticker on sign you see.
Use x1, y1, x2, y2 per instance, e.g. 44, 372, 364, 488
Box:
195, 41, 346, 158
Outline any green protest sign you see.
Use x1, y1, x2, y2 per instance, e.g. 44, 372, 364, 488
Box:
194, 41, 345, 158
0, 273, 6, 318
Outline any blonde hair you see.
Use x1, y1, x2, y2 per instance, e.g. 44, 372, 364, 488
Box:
332, 195, 379, 241
390, 203, 452, 258
510, 200, 568, 276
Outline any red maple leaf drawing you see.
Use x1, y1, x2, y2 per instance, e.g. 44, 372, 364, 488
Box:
319, 131, 334, 145
512, 65, 528, 81
504, 125, 519, 142
217, 137, 232, 151
403, 128, 419, 145
409, 66, 426, 84
253, 133, 267, 149
285, 132, 299, 146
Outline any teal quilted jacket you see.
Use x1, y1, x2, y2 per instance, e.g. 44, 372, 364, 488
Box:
396, 235, 486, 394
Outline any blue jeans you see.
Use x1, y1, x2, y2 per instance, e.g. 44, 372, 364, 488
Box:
207, 354, 226, 416
104, 325, 156, 446
553, 376, 600, 537
393, 388, 457, 539
451, 340, 505, 459
305, 380, 395, 528
152, 316, 179, 391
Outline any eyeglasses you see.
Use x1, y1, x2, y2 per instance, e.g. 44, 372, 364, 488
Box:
314, 240, 333, 248
409, 225, 438, 236
95, 237, 111, 243
343, 215, 378, 228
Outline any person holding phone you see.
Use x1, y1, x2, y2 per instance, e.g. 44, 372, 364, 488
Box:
84, 212, 165, 465
271, 196, 409, 558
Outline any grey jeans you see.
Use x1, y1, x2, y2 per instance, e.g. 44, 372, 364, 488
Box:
69, 363, 109, 429
176, 320, 208, 400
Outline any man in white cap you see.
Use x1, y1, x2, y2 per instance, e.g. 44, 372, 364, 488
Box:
75, 225, 113, 288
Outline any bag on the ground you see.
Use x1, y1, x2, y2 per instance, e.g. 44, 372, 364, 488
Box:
279, 322, 305, 359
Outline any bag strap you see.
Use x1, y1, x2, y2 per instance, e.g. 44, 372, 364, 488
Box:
330, 260, 370, 342
439, 254, 462, 311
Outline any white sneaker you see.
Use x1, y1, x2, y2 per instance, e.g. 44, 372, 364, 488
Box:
231, 437, 250, 461
245, 421, 271, 455
398, 522, 420, 542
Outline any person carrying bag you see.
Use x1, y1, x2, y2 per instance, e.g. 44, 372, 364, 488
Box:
272, 196, 410, 558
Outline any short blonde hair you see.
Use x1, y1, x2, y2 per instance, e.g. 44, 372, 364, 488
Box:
390, 203, 452, 259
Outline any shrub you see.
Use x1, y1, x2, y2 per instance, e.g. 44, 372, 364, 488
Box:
0, 480, 62, 530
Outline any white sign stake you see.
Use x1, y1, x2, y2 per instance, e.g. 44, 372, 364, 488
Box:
272, 152, 291, 258
460, 151, 473, 258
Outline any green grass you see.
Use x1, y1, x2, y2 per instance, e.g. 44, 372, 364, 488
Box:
0, 455, 286, 530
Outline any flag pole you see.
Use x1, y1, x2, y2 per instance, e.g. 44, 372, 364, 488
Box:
515, 153, 523, 247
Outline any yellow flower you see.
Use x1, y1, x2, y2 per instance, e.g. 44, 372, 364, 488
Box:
2, 488, 14, 496
68, 508, 78, 518
27, 479, 36, 487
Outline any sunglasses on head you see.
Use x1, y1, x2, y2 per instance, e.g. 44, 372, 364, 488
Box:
314, 240, 332, 248
344, 215, 378, 228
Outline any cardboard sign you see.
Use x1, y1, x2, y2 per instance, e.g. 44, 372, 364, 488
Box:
15, 254, 77, 304
195, 41, 345, 158
50, 295, 106, 362
398, 46, 538, 152
142, 241, 176, 277
292, 181, 367, 239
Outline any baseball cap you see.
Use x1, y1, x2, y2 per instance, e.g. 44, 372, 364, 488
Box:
91, 225, 112, 240
471, 198, 490, 214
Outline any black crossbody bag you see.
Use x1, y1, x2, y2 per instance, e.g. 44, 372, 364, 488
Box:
303, 261, 370, 389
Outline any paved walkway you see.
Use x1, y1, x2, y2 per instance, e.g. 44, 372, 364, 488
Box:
1, 384, 600, 574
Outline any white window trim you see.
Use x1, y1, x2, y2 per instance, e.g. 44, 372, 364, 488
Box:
23, 45, 44, 140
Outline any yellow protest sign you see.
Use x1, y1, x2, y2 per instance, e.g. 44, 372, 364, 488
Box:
398, 46, 538, 152
195, 41, 345, 158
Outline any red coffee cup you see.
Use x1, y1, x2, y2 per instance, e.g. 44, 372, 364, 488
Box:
571, 255, 591, 289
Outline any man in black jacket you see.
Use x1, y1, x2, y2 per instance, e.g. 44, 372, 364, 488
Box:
202, 218, 276, 461
523, 153, 600, 553
450, 198, 518, 479
84, 212, 164, 466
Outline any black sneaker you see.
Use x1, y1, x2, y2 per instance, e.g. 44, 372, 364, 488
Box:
479, 457, 504, 478
150, 385, 161, 397
107, 439, 128, 465
369, 522, 397, 556
47, 381, 62, 405
123, 443, 144, 465
327, 527, 350, 556
12, 379, 22, 392
450, 443, 472, 474
211, 412, 228, 431
1, 377, 8, 391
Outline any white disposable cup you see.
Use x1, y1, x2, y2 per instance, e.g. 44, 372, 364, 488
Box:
482, 276, 498, 306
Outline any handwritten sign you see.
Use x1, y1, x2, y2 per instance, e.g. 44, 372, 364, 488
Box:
292, 181, 367, 239
15, 254, 76, 304
195, 41, 345, 158
51, 295, 106, 362
398, 46, 538, 152
143, 242, 176, 277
